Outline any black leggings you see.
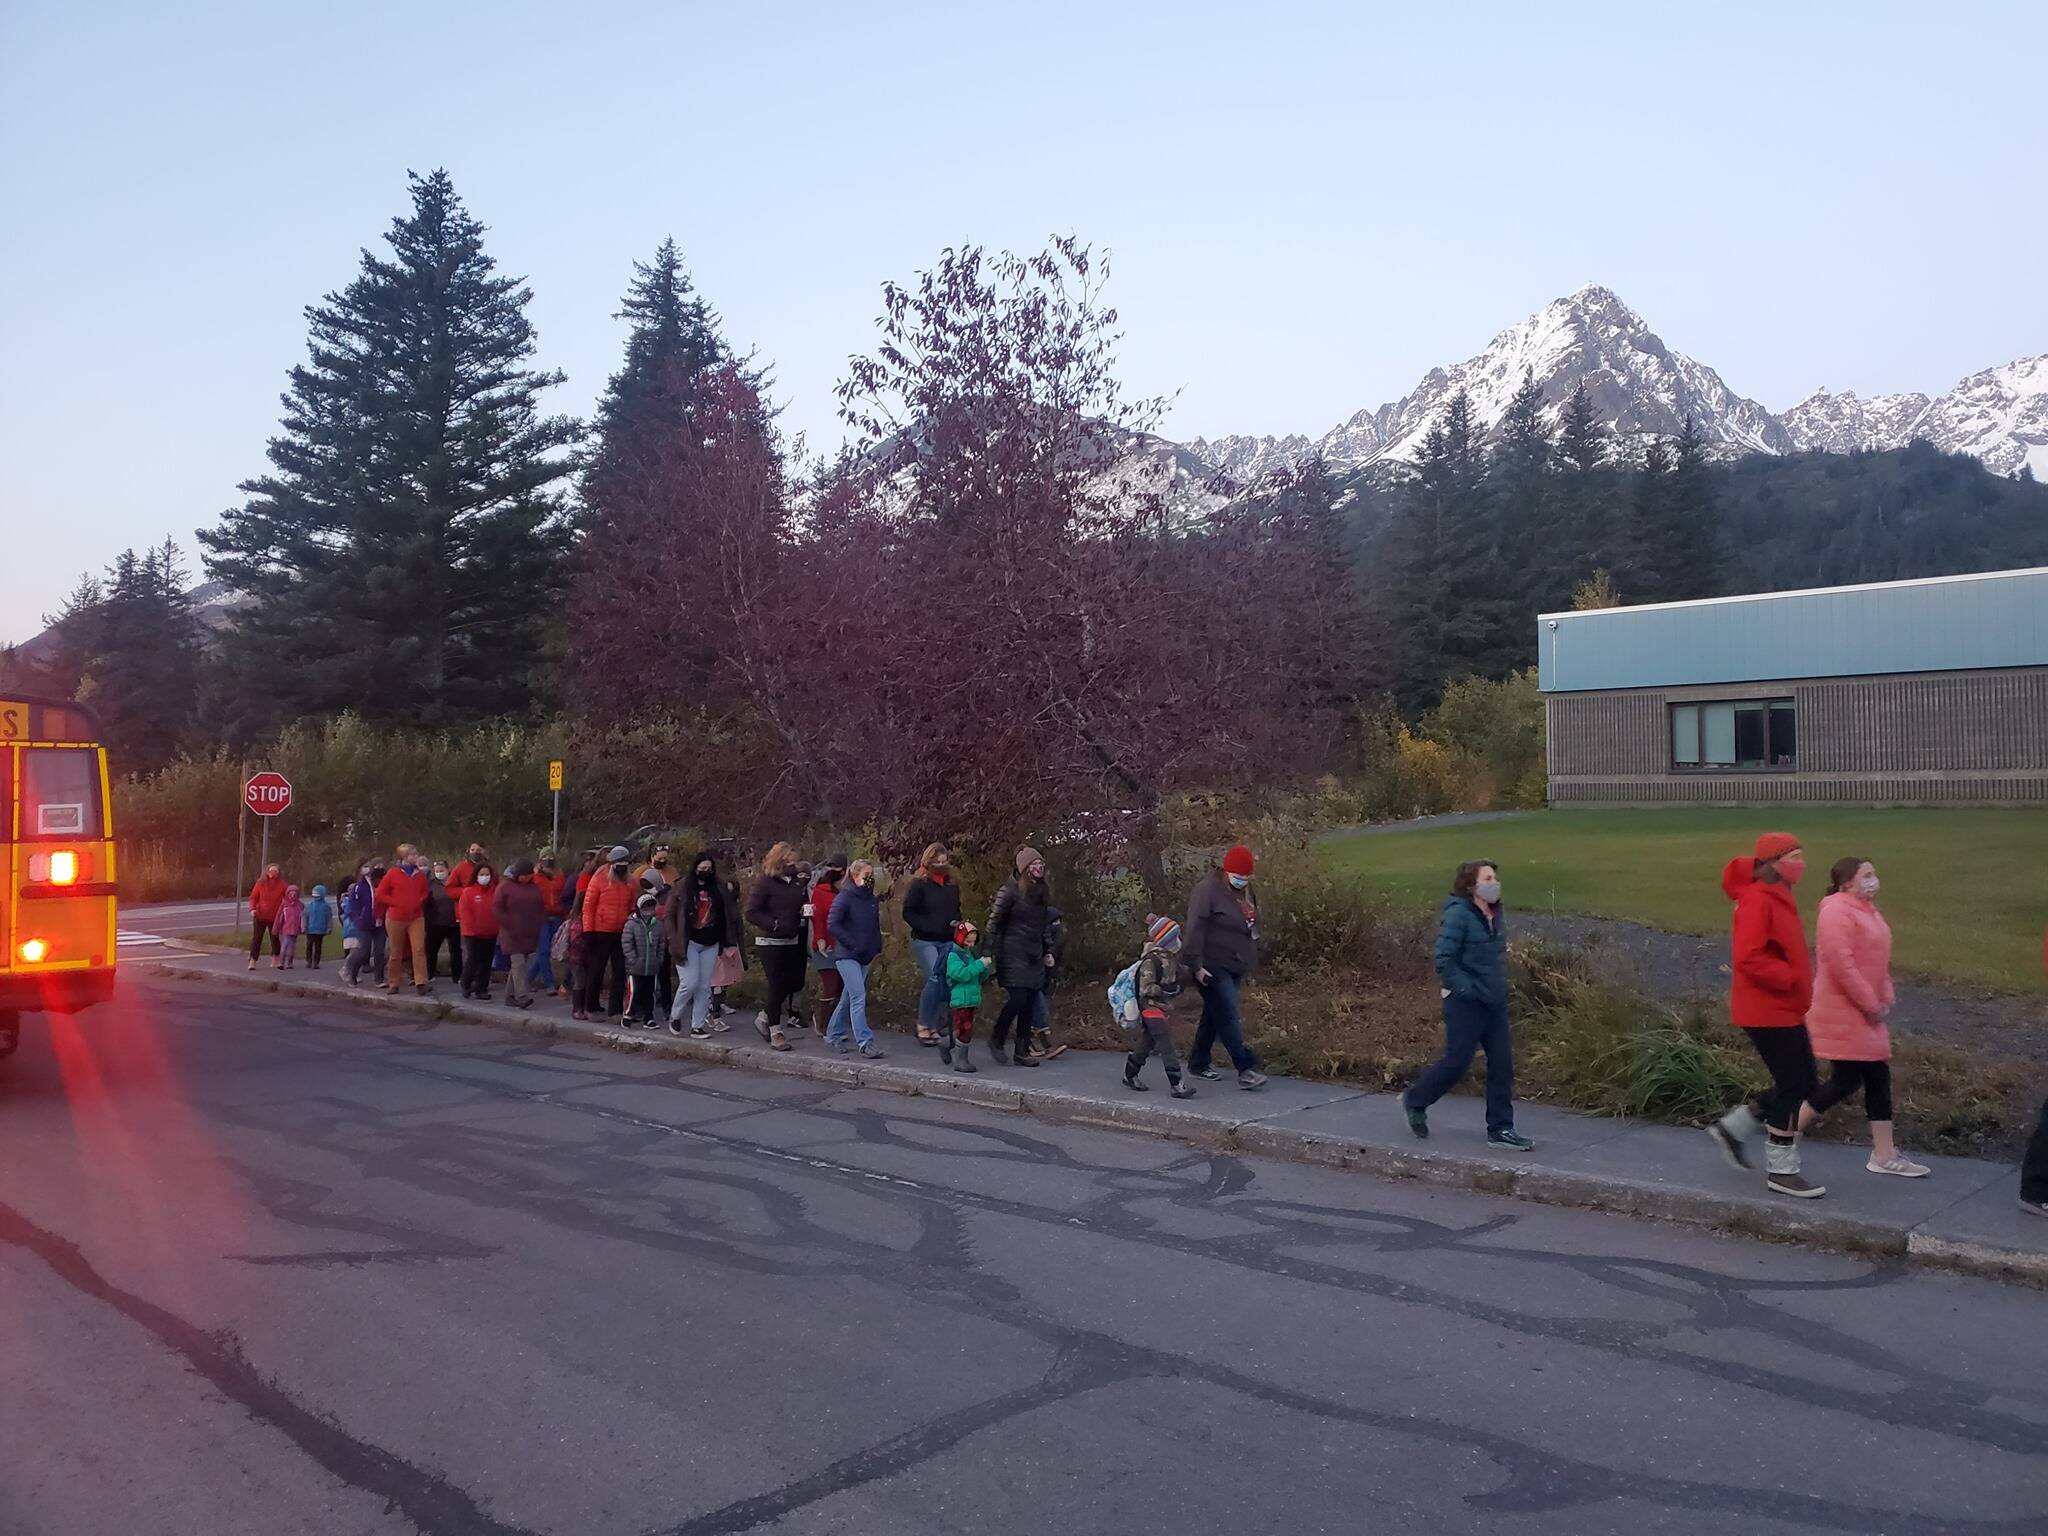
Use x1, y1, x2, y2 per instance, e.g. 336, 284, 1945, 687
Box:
1809, 1059, 1894, 1123
306, 934, 325, 966
249, 919, 279, 961
1741, 1025, 1819, 1135
759, 944, 806, 1031
990, 986, 1039, 1051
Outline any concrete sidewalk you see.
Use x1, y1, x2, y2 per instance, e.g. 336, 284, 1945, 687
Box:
145, 945, 2048, 1285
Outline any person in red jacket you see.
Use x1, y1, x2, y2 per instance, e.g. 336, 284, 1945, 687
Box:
456, 861, 501, 1000
247, 863, 288, 970
530, 856, 568, 995
806, 853, 848, 1035
1707, 832, 1823, 1199
375, 844, 434, 994
575, 845, 637, 1021
447, 843, 489, 892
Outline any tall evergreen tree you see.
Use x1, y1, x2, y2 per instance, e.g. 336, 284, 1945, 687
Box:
1622, 437, 1677, 601
1558, 379, 1607, 475
201, 169, 579, 731
589, 238, 735, 485
43, 543, 202, 773
1375, 390, 1486, 713
1665, 414, 1723, 599
1491, 370, 1561, 644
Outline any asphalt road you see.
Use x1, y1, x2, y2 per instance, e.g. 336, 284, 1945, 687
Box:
3, 976, 2045, 1536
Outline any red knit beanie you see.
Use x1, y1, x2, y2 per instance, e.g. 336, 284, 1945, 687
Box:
1753, 832, 1800, 861
1221, 845, 1255, 878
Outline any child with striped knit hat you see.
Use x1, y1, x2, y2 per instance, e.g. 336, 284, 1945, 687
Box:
1110, 913, 1197, 1098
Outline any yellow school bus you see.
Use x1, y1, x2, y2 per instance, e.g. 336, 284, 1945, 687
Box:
0, 695, 117, 1055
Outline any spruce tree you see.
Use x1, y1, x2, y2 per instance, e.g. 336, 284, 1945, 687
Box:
44, 543, 202, 773
1375, 390, 1486, 713
202, 169, 579, 730
1666, 414, 1723, 599
1558, 379, 1607, 475
1623, 437, 1677, 601
589, 238, 736, 488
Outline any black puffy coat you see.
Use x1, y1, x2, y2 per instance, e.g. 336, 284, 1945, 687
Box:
986, 877, 1054, 991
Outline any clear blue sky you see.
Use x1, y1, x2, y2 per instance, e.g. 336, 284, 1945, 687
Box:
4, 0, 2044, 643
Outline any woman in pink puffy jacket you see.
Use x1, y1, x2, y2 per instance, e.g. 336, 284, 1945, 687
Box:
1799, 856, 1929, 1178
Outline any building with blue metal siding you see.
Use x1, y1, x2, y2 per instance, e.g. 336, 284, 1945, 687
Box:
1538, 568, 2048, 805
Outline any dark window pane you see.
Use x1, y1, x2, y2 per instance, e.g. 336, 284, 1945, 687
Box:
1733, 703, 1769, 768
22, 747, 103, 838
1769, 702, 1797, 765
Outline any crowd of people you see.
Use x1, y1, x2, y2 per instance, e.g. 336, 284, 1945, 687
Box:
246, 828, 2048, 1217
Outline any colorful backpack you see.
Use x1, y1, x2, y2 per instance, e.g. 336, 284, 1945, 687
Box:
1105, 959, 1143, 1026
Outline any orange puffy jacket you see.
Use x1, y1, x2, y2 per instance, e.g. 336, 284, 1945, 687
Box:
580, 866, 636, 934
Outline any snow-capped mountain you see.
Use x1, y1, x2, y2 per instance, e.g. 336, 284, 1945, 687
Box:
1787, 357, 2048, 478
1183, 285, 2047, 487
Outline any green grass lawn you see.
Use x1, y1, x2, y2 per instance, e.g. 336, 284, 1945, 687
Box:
1322, 808, 2048, 994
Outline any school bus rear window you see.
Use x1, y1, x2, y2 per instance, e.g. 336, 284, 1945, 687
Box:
21, 747, 102, 839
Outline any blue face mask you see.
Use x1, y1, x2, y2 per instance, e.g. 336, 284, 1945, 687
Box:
1227, 874, 1250, 890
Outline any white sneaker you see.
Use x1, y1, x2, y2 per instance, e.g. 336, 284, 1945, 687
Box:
1867, 1155, 1930, 1178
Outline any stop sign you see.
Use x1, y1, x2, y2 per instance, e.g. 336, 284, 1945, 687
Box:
245, 771, 294, 817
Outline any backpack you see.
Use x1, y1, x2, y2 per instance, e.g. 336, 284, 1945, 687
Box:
1106, 959, 1143, 1026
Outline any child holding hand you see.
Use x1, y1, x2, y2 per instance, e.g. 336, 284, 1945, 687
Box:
941, 920, 995, 1074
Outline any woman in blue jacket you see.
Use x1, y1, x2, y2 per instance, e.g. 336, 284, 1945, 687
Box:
826, 859, 887, 1058
1400, 860, 1534, 1151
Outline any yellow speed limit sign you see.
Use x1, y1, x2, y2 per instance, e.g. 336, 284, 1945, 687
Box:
548, 759, 564, 792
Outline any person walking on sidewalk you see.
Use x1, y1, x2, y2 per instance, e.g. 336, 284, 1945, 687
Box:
1183, 845, 1269, 1089
425, 862, 461, 984
455, 861, 500, 999
622, 892, 669, 1025
273, 884, 305, 969
665, 850, 736, 1039
1400, 861, 1533, 1150
530, 855, 566, 995
808, 855, 848, 1036
940, 920, 994, 1073
902, 842, 961, 1047
493, 859, 546, 1009
745, 841, 807, 1052
376, 846, 433, 995
826, 859, 887, 1058
1800, 857, 1929, 1178
1708, 833, 1824, 1199
577, 846, 636, 1022
302, 884, 335, 969
341, 861, 385, 985
247, 863, 287, 969
985, 847, 1055, 1068
1115, 914, 1197, 1098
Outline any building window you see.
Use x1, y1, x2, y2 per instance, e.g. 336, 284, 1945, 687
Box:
1671, 700, 1795, 770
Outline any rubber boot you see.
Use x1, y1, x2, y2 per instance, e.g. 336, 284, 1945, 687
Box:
953, 1041, 976, 1074
1765, 1134, 1825, 1199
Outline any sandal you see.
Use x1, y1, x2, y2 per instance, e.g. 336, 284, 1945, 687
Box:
915, 1028, 941, 1047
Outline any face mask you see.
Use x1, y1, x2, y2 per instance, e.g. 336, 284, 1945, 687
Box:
1857, 874, 1880, 897
612, 862, 629, 878
477, 874, 492, 886
1777, 858, 1806, 886
1227, 874, 1250, 890
1475, 879, 1503, 903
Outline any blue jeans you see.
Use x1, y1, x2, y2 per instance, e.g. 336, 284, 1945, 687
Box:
1189, 970, 1258, 1073
828, 958, 874, 1047
1406, 994, 1516, 1134
912, 939, 952, 1036
669, 940, 717, 1029
532, 918, 560, 989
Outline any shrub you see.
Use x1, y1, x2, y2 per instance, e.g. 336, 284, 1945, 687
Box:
1512, 942, 1759, 1122
1421, 670, 1544, 811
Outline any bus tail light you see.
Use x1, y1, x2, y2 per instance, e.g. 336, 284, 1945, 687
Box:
19, 939, 48, 963
26, 850, 88, 885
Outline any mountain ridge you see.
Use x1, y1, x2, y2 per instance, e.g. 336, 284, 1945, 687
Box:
1182, 285, 2047, 487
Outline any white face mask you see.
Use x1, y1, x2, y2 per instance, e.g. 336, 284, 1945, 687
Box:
477, 874, 492, 886
1475, 879, 1503, 904
1856, 874, 1879, 897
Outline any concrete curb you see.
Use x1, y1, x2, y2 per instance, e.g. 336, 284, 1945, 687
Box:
145, 959, 2046, 1286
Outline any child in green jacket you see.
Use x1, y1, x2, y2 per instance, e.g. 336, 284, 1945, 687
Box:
941, 920, 994, 1074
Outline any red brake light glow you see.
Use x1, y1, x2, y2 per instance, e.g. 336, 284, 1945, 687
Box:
19, 939, 48, 963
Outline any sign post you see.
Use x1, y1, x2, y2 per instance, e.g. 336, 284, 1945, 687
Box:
547, 760, 564, 853
234, 760, 248, 937
244, 772, 295, 888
